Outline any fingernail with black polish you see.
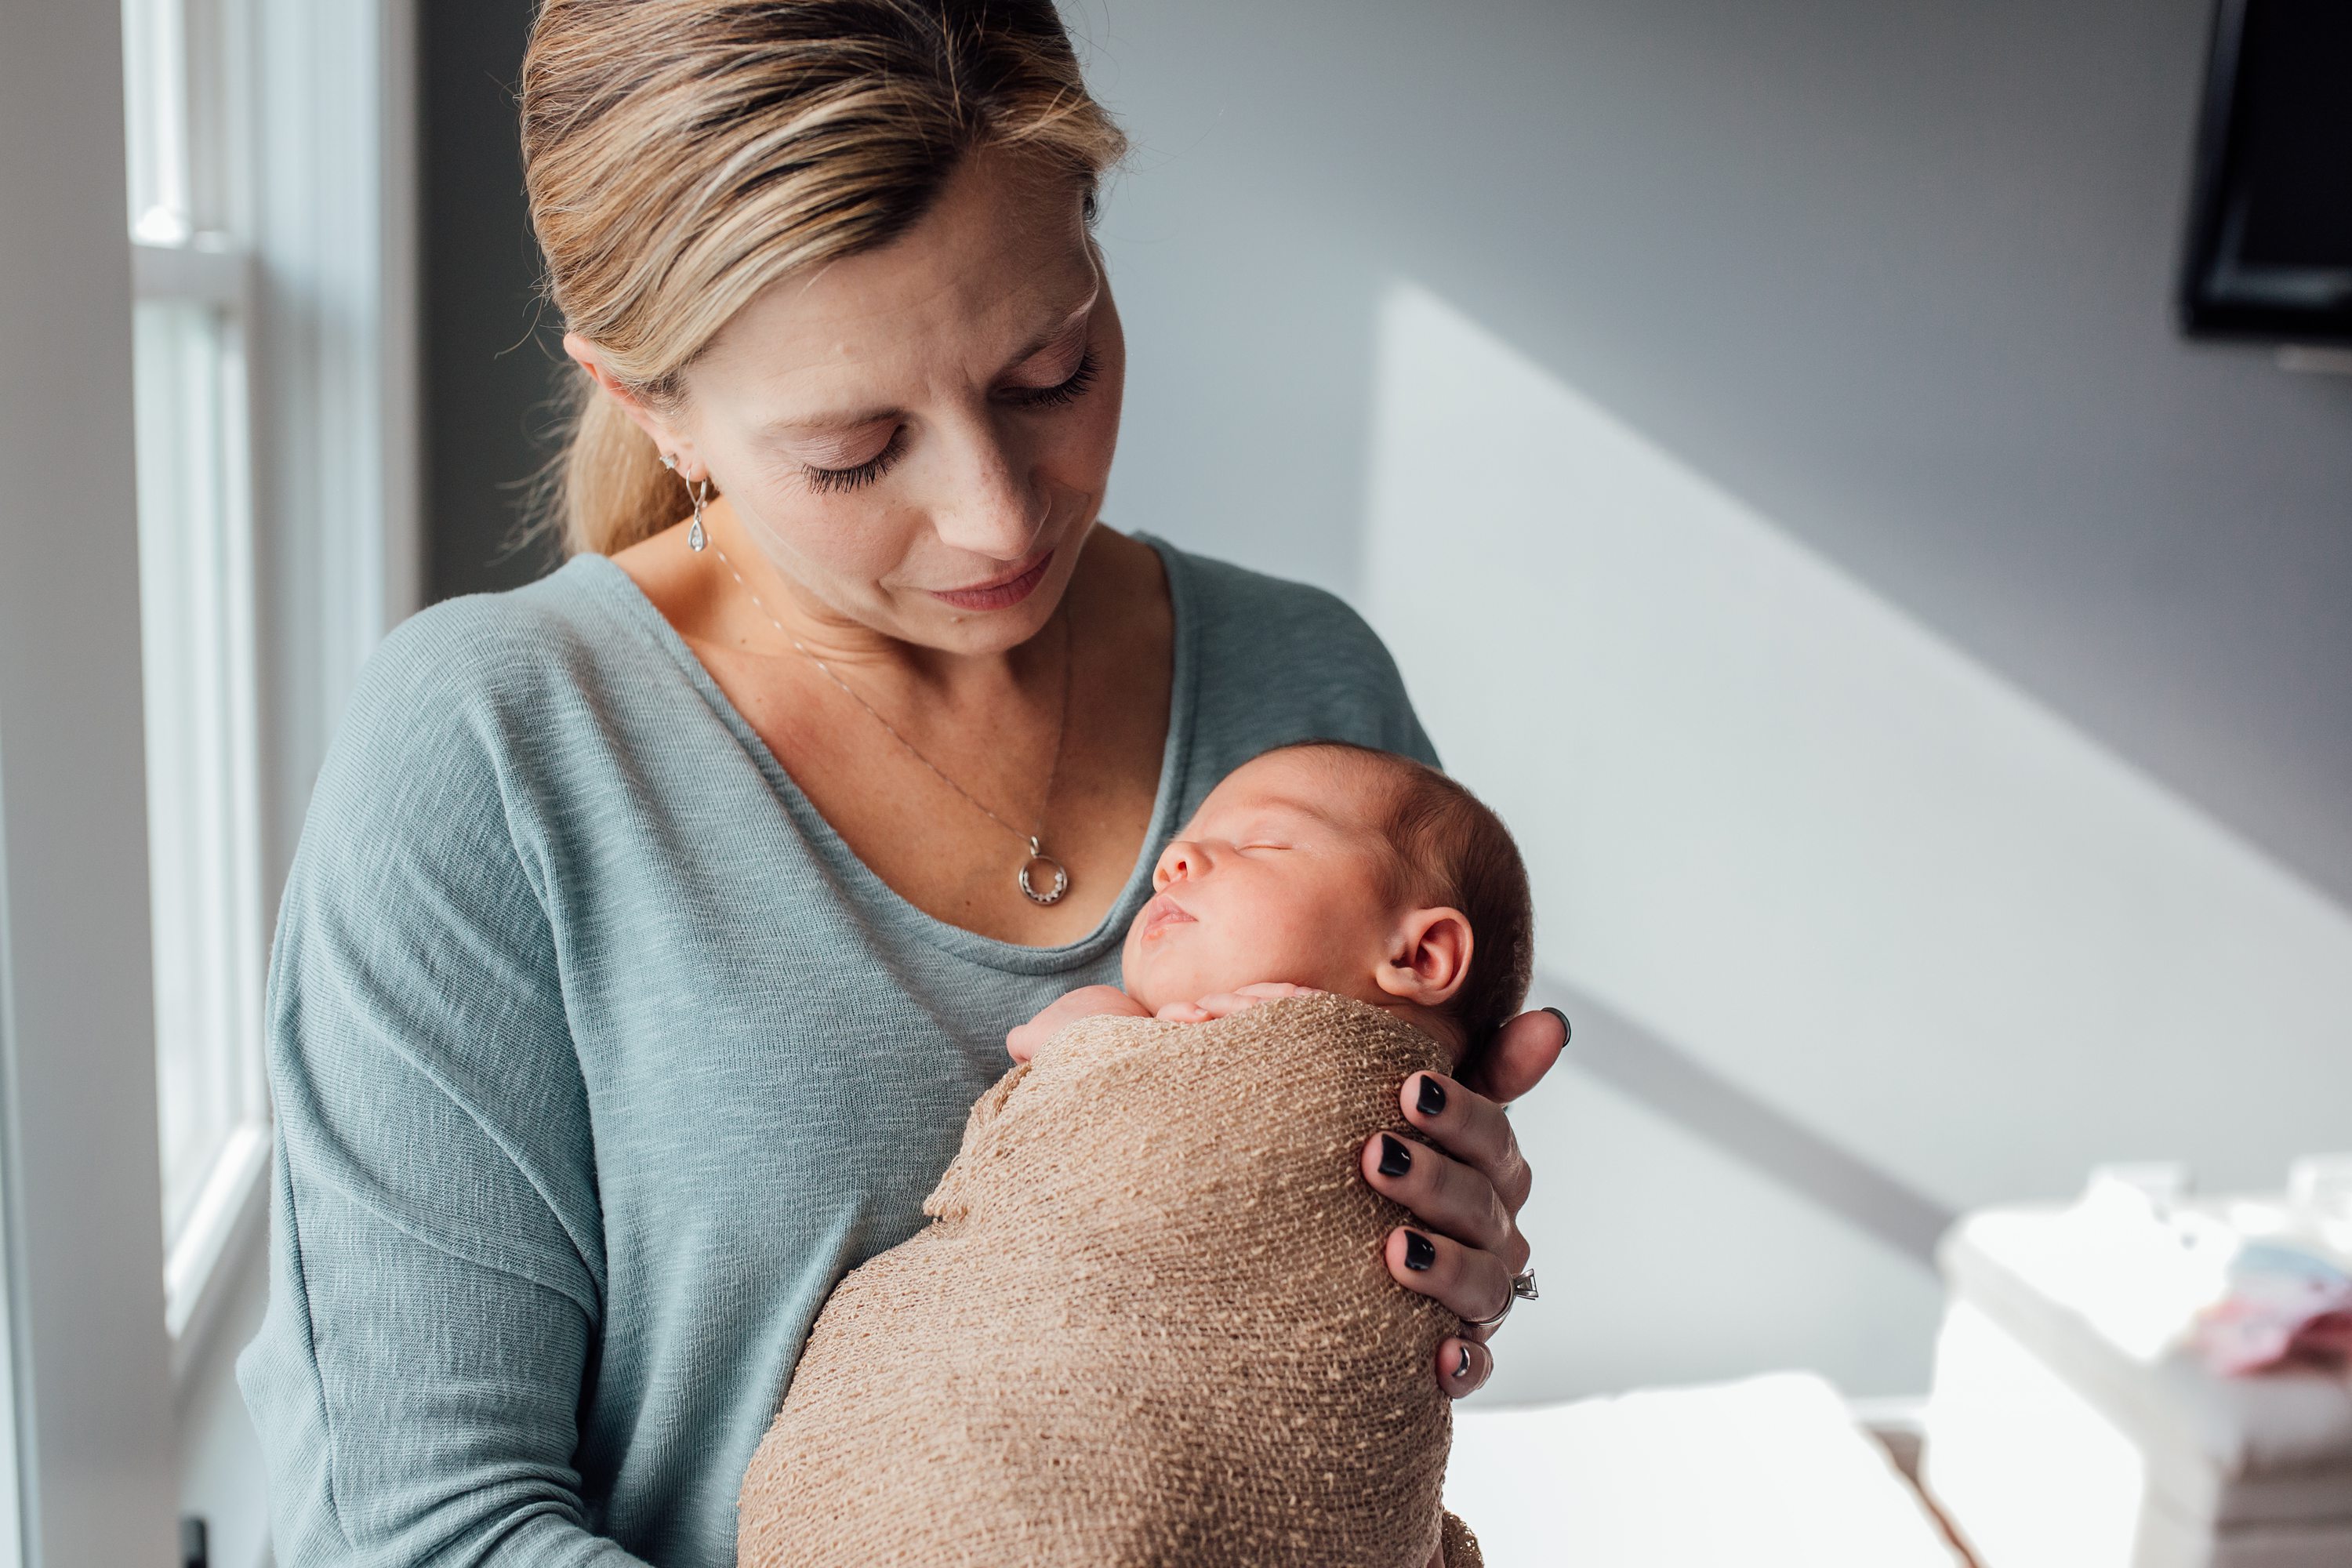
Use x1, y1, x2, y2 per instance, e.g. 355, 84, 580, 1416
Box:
1377, 1134, 1414, 1178
1416, 1075, 1447, 1118
1455, 1344, 1474, 1381
1403, 1231, 1437, 1272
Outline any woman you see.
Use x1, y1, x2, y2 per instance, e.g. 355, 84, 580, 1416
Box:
239, 3, 1563, 1563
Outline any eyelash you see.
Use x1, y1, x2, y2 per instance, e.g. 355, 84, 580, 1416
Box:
1004, 347, 1102, 411
797, 348, 1102, 495
801, 428, 906, 495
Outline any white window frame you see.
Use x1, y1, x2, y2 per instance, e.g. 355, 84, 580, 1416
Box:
124, 0, 275, 1348
120, 0, 421, 1367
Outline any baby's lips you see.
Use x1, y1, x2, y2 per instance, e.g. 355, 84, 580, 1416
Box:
1135, 891, 1196, 941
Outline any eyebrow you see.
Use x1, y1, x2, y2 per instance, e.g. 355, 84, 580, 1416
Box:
756, 295, 1098, 440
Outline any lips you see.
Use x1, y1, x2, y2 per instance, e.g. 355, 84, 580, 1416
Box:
1135, 891, 1196, 942
928, 549, 1054, 611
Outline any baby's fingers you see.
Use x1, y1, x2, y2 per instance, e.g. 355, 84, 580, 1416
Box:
1177, 985, 1324, 1020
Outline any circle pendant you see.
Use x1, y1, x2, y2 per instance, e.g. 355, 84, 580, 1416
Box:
1018, 853, 1069, 906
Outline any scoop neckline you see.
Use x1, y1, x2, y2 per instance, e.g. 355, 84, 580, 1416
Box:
573, 533, 1200, 977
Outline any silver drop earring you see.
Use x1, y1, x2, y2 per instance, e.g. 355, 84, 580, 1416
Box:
662, 452, 709, 553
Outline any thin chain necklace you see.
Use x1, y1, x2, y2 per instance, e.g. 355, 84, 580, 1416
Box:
710, 543, 1073, 906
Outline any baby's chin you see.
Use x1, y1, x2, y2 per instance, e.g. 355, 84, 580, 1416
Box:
1121, 936, 1254, 1018
1117, 953, 1196, 1018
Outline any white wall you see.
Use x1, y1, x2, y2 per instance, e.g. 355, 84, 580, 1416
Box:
1368, 285, 2352, 1396
1084, 0, 2352, 1399
1086, 0, 2352, 904
0, 4, 182, 1563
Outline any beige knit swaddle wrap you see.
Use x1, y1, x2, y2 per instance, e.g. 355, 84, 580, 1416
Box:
737, 991, 1483, 1567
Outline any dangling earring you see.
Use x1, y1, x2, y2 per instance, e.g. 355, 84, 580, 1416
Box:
662, 451, 710, 553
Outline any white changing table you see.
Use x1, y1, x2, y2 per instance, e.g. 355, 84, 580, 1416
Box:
1445, 1372, 1967, 1566
1923, 1203, 2352, 1568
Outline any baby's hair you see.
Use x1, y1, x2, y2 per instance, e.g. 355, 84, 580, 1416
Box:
1256, 740, 1536, 1055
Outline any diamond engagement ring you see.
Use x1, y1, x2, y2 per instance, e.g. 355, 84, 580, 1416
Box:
1466, 1270, 1540, 1332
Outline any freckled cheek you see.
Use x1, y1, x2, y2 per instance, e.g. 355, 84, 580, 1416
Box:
1036, 376, 1123, 499
737, 473, 924, 579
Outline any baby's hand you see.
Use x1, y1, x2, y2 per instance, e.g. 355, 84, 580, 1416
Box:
1153, 981, 1328, 1023
1006, 985, 1149, 1062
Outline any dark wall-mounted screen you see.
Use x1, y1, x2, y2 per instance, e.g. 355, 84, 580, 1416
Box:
2180, 0, 2352, 343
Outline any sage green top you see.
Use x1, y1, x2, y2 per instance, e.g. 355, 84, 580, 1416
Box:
239, 535, 1437, 1566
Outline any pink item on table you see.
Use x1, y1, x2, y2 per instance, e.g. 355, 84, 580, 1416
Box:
2192, 1241, 2352, 1375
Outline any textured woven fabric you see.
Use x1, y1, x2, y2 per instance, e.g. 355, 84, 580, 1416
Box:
739, 992, 1483, 1567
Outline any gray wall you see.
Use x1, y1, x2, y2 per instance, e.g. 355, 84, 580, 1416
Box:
1076, 0, 2350, 1399
1083, 0, 2352, 910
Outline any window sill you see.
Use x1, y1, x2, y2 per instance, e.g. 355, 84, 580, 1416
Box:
166, 1118, 270, 1389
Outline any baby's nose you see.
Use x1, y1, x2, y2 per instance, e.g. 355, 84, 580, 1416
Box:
1155, 839, 1206, 887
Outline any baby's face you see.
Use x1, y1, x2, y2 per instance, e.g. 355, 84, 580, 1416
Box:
1121, 750, 1402, 1015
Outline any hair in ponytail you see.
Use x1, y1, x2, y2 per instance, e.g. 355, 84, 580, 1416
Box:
521, 0, 1127, 556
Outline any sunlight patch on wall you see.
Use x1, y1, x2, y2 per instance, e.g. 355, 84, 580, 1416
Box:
1363, 281, 2352, 1214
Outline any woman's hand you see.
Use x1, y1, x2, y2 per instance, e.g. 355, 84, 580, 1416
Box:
1363, 1007, 1567, 1398
1135, 985, 1569, 1399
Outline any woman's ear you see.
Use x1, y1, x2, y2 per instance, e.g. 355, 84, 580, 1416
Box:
1373, 907, 1472, 1008
562, 332, 701, 479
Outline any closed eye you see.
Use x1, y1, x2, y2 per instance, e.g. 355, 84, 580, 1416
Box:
801, 426, 907, 494
1000, 348, 1102, 411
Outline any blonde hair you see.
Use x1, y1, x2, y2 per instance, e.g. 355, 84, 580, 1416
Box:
521, 0, 1127, 557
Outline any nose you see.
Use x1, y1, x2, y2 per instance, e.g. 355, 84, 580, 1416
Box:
1153, 838, 1208, 889
929, 416, 1048, 562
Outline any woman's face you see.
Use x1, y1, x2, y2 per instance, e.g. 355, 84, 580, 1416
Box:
647, 149, 1124, 656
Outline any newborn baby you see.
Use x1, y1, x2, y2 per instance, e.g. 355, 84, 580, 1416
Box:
737, 741, 1535, 1568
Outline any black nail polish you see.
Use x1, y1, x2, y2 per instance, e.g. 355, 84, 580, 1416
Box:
1416, 1075, 1447, 1118
1377, 1134, 1414, 1178
1542, 1005, 1573, 1044
1455, 1344, 1473, 1381
1403, 1231, 1437, 1272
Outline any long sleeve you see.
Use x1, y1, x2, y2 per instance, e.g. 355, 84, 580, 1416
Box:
237, 630, 645, 1568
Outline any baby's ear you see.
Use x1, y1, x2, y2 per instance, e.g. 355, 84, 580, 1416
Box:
1374, 906, 1472, 1007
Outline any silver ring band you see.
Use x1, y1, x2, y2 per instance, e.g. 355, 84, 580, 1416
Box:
1467, 1269, 1540, 1333
1465, 1296, 1512, 1332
